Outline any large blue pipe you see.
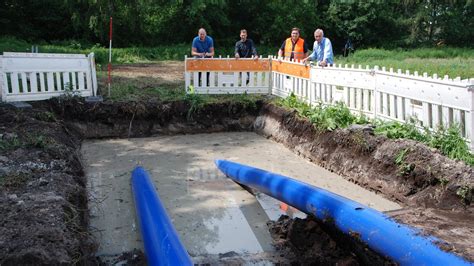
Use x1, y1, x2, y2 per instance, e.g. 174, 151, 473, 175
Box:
131, 166, 192, 266
215, 159, 471, 266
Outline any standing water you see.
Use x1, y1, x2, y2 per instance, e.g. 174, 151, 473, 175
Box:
83, 132, 400, 263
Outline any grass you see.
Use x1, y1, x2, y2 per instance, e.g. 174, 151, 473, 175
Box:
336, 47, 474, 79
106, 83, 186, 102
278, 93, 474, 166
2, 36, 472, 78
0, 134, 53, 152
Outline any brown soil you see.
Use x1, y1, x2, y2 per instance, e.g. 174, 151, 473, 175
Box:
0, 104, 95, 264
268, 215, 395, 265
99, 62, 184, 93
1, 63, 472, 264
111, 62, 184, 82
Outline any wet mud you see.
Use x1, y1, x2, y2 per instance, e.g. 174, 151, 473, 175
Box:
0, 97, 472, 264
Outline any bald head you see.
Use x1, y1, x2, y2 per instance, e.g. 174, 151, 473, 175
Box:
198, 28, 207, 41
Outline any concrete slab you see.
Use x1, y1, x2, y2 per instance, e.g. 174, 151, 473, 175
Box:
82, 132, 400, 261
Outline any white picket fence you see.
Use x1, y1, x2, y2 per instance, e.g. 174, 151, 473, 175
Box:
0, 52, 98, 102
185, 56, 474, 149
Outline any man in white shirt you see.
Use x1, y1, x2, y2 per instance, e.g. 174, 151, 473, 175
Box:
302, 29, 334, 67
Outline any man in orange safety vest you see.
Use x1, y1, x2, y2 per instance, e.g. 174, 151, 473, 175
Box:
278, 27, 309, 62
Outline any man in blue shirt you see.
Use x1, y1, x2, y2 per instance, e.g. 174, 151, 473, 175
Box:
302, 29, 334, 67
191, 28, 214, 86
192, 28, 214, 58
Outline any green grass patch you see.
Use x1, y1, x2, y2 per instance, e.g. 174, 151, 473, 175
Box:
107, 83, 185, 102
336, 47, 474, 79
0, 134, 54, 152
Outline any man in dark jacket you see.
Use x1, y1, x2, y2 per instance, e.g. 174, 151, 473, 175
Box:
235, 29, 257, 59
235, 29, 258, 85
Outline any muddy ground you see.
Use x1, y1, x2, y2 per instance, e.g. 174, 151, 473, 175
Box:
0, 62, 473, 264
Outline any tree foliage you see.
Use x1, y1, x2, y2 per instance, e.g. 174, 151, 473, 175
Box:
0, 0, 472, 49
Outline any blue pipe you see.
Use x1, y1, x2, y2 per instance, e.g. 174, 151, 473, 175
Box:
215, 159, 471, 266
131, 166, 192, 266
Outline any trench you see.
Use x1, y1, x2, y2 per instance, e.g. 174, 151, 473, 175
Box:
83, 132, 400, 264
1, 98, 472, 265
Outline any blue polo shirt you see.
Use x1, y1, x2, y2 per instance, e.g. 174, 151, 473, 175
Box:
192, 36, 214, 54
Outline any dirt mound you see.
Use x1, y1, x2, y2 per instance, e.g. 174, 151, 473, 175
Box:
0, 104, 95, 264
268, 215, 394, 265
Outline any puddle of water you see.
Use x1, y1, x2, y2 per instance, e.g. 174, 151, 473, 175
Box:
255, 192, 307, 221
201, 206, 263, 254
176, 179, 274, 256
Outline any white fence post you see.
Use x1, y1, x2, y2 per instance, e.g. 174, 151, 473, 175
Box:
268, 56, 273, 94
0, 55, 4, 102
88, 53, 98, 96
469, 83, 474, 150
372, 66, 379, 119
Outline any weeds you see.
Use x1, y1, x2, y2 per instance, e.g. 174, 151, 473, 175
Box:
62, 82, 81, 99
278, 93, 474, 166
0, 172, 29, 188
278, 93, 368, 131
456, 185, 472, 205
429, 125, 474, 165
227, 92, 258, 110
0, 134, 53, 151
395, 148, 414, 176
184, 93, 205, 120
438, 177, 449, 187
35, 111, 57, 122
374, 118, 428, 142
0, 136, 22, 151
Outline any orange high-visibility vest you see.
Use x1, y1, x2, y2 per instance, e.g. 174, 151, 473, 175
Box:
284, 38, 305, 61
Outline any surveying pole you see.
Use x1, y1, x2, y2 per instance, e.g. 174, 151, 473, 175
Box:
108, 16, 113, 97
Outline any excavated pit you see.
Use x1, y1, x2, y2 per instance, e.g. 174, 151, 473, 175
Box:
0, 97, 472, 265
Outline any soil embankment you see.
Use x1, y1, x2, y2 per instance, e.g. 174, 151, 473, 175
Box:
255, 102, 474, 261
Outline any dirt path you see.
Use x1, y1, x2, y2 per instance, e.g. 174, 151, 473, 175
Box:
99, 61, 185, 89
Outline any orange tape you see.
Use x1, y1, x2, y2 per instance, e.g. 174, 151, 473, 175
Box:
271, 60, 310, 79
186, 59, 270, 72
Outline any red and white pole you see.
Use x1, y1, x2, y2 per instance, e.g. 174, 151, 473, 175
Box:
107, 16, 113, 97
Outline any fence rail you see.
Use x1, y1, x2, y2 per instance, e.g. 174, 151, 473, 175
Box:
0, 52, 97, 102
184, 56, 474, 149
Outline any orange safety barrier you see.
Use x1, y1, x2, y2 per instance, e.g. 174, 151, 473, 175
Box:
272, 60, 310, 79
186, 58, 270, 72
